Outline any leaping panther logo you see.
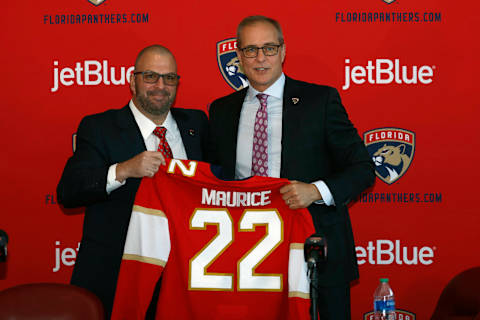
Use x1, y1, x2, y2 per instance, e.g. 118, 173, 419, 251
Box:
372, 144, 411, 183
364, 128, 415, 185
217, 38, 248, 91
225, 57, 248, 89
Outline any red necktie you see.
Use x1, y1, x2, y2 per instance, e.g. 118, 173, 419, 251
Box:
153, 126, 173, 159
251, 93, 268, 176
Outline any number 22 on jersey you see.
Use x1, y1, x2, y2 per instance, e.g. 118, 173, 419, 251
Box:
189, 208, 283, 292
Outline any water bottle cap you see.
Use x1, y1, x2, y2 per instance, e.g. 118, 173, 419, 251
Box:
380, 278, 389, 283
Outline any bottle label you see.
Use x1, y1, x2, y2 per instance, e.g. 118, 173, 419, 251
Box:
374, 300, 395, 312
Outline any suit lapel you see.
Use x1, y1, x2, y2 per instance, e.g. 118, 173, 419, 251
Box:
115, 105, 146, 157
172, 108, 199, 160
226, 89, 247, 178
281, 76, 303, 178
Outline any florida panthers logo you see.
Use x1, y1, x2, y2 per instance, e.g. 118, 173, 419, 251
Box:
87, 0, 106, 5
364, 128, 415, 184
364, 309, 415, 320
217, 38, 248, 91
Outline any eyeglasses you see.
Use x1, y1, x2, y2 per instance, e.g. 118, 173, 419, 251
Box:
239, 44, 283, 58
133, 71, 180, 86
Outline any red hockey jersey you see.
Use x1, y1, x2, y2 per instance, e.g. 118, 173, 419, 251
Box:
111, 159, 314, 320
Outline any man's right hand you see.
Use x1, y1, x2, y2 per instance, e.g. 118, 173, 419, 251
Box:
115, 151, 166, 182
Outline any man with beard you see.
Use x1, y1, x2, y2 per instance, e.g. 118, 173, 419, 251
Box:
57, 45, 208, 319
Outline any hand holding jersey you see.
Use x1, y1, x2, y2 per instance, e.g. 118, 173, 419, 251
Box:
280, 180, 323, 209
116, 151, 166, 181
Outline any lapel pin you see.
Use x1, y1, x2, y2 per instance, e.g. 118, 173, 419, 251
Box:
292, 97, 300, 105
189, 129, 195, 136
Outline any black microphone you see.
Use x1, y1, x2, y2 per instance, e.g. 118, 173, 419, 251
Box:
304, 233, 327, 267
0, 230, 9, 262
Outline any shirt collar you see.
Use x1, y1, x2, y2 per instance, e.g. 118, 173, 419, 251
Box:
246, 73, 285, 102
129, 100, 173, 140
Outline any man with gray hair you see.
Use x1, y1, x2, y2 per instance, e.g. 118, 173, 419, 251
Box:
208, 16, 374, 319
57, 44, 208, 318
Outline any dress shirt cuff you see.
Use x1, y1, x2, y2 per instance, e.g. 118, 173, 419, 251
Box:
106, 164, 126, 194
312, 180, 335, 206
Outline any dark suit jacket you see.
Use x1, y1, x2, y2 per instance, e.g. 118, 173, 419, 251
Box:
208, 76, 375, 286
57, 104, 208, 316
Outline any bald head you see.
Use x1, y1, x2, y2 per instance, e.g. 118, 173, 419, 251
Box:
130, 44, 178, 125
134, 45, 176, 70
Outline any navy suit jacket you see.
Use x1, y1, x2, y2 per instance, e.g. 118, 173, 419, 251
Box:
57, 104, 208, 316
208, 76, 375, 286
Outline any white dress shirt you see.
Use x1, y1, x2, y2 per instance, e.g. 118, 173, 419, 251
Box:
235, 74, 335, 206
106, 100, 187, 193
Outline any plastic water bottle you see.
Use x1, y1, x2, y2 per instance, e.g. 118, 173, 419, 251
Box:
373, 278, 395, 320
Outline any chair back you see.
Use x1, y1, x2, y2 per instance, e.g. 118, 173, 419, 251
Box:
431, 267, 480, 320
0, 283, 105, 320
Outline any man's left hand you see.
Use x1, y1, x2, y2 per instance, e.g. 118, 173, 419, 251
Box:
280, 180, 322, 209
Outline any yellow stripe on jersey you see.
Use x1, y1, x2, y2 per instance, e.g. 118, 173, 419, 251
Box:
290, 243, 304, 250
132, 204, 166, 217
123, 253, 167, 267
288, 291, 310, 299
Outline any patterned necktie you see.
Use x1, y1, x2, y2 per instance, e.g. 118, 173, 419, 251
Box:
153, 126, 173, 159
251, 93, 268, 176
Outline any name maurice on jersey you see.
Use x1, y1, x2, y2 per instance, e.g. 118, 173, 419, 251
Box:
201, 188, 272, 207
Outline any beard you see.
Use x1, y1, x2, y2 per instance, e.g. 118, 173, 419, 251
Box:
136, 88, 176, 117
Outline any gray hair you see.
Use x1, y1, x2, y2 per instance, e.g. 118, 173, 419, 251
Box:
236, 15, 284, 48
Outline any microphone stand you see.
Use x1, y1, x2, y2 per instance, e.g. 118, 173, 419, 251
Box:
0, 230, 8, 279
0, 230, 8, 263
304, 234, 327, 320
307, 257, 320, 320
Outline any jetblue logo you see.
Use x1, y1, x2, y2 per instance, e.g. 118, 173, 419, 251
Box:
342, 59, 435, 90
51, 60, 134, 93
216, 38, 248, 91
356, 240, 435, 265
364, 128, 415, 184
53, 241, 80, 273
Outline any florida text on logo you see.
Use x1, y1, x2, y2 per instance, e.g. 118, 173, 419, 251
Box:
216, 38, 248, 91
364, 309, 415, 320
364, 128, 415, 184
